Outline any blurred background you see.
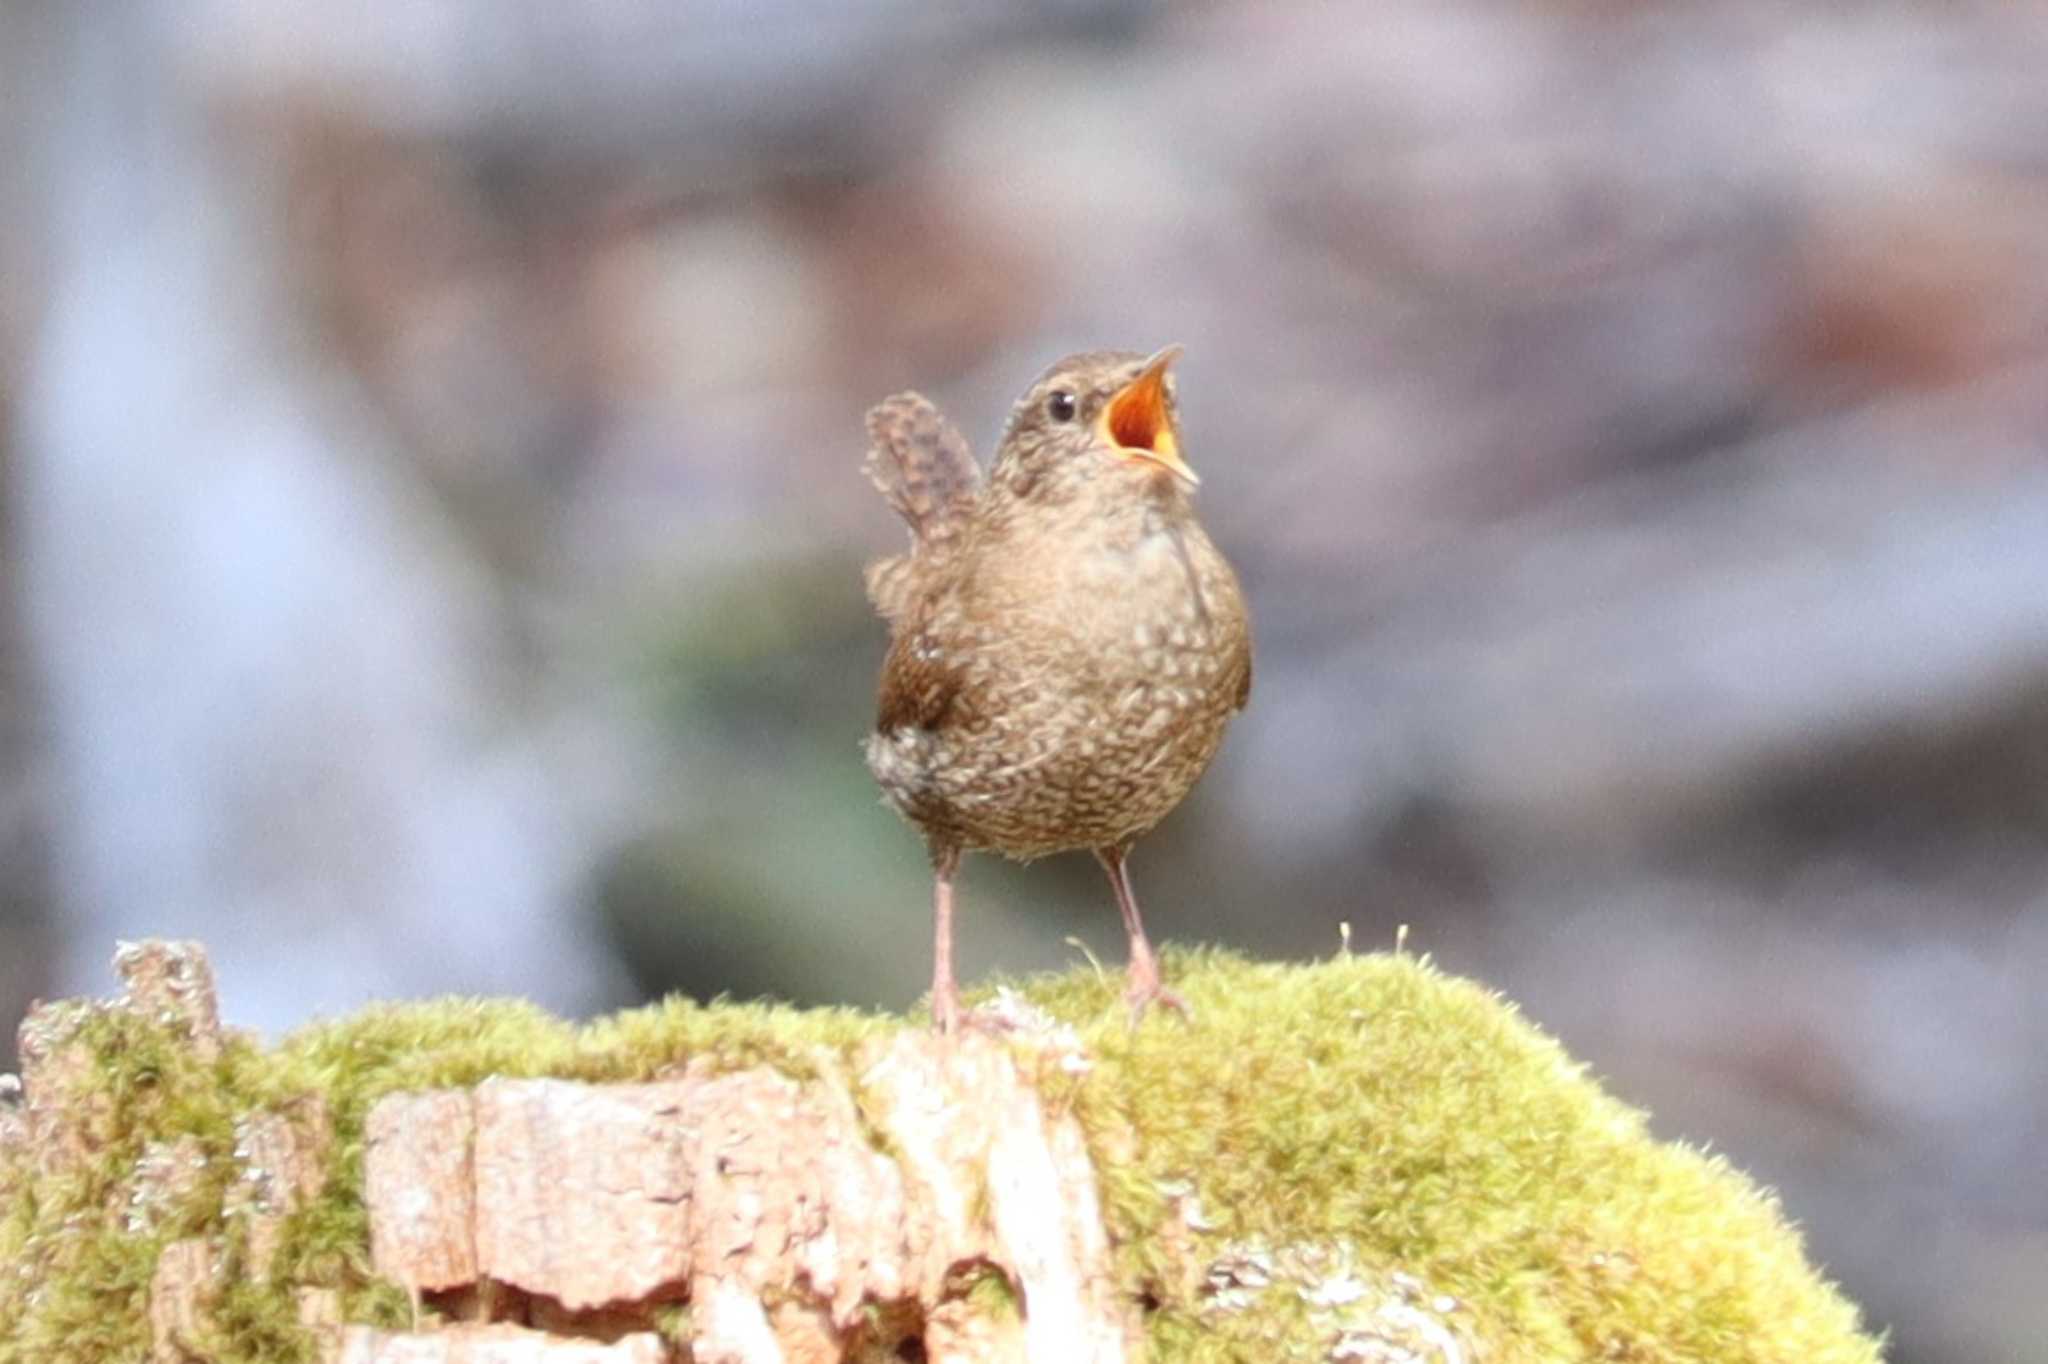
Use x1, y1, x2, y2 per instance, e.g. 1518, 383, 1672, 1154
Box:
3, 1, 2046, 1358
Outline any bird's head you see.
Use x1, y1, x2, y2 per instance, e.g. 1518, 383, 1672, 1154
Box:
991, 346, 1198, 501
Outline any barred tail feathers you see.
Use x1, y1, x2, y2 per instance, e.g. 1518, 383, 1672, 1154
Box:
862, 392, 980, 542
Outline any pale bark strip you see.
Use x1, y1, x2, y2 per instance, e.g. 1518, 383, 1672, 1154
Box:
692, 1279, 786, 1364
473, 1079, 695, 1311
367, 1090, 479, 1295
354, 1028, 1132, 1362
336, 1323, 666, 1363
148, 1238, 219, 1364
861, 1030, 1132, 1363
233, 1095, 334, 1282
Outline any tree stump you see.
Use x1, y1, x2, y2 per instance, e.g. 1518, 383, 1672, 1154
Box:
0, 941, 1883, 1364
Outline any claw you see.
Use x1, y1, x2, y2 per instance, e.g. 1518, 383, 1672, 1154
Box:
1124, 965, 1193, 1031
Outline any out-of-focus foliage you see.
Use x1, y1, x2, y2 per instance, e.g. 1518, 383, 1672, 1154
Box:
3, 2, 2046, 1360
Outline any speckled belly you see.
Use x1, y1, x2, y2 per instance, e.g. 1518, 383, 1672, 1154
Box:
867, 614, 1245, 859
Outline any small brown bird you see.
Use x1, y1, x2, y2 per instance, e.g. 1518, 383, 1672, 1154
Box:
861, 347, 1252, 1031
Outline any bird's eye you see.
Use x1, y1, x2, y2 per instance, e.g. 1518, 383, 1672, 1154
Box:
1046, 390, 1078, 423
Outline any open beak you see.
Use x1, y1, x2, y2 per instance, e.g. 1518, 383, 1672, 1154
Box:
1102, 345, 1198, 486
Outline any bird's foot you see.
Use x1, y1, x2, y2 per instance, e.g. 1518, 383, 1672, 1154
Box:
1124, 962, 1193, 1030
934, 998, 1026, 1041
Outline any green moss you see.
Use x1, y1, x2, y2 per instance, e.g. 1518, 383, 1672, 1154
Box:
999, 950, 1882, 1363
0, 1002, 257, 1364
653, 1302, 693, 1345
958, 1264, 1021, 1323
0, 951, 1880, 1364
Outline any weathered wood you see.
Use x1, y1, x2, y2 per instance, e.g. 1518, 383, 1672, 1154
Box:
127, 1136, 210, 1236
16, 998, 114, 1179
862, 1030, 1128, 1362
335, 1323, 666, 1364
928, 1298, 1028, 1364
473, 1079, 693, 1311
112, 940, 221, 1062
3, 943, 1171, 1362
357, 1028, 1130, 1362
14, 940, 227, 1188
233, 1095, 334, 1281
148, 1237, 219, 1364
367, 1090, 480, 1295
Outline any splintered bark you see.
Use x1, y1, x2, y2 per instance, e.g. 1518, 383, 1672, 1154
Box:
4, 943, 1131, 1364
363, 1033, 1129, 1362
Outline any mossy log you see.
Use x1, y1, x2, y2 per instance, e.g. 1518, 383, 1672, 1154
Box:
0, 941, 1881, 1364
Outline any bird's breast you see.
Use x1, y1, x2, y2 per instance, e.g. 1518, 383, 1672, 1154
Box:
976, 518, 1243, 745
869, 495, 1249, 856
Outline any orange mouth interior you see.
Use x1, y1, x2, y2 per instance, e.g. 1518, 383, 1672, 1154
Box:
1109, 371, 1172, 454
1101, 349, 1197, 484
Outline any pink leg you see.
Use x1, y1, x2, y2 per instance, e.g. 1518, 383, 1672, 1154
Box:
930, 845, 963, 1033
1095, 844, 1191, 1026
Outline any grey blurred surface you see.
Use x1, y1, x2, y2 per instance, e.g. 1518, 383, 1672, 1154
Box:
5, 2, 2048, 1359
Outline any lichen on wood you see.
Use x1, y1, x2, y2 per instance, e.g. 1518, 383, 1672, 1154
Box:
1, 941, 1882, 1364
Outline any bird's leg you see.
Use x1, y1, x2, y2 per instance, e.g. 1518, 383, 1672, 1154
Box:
930, 844, 963, 1034
1095, 844, 1191, 1026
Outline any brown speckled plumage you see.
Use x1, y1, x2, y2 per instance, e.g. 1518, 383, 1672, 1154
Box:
862, 348, 1252, 1030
